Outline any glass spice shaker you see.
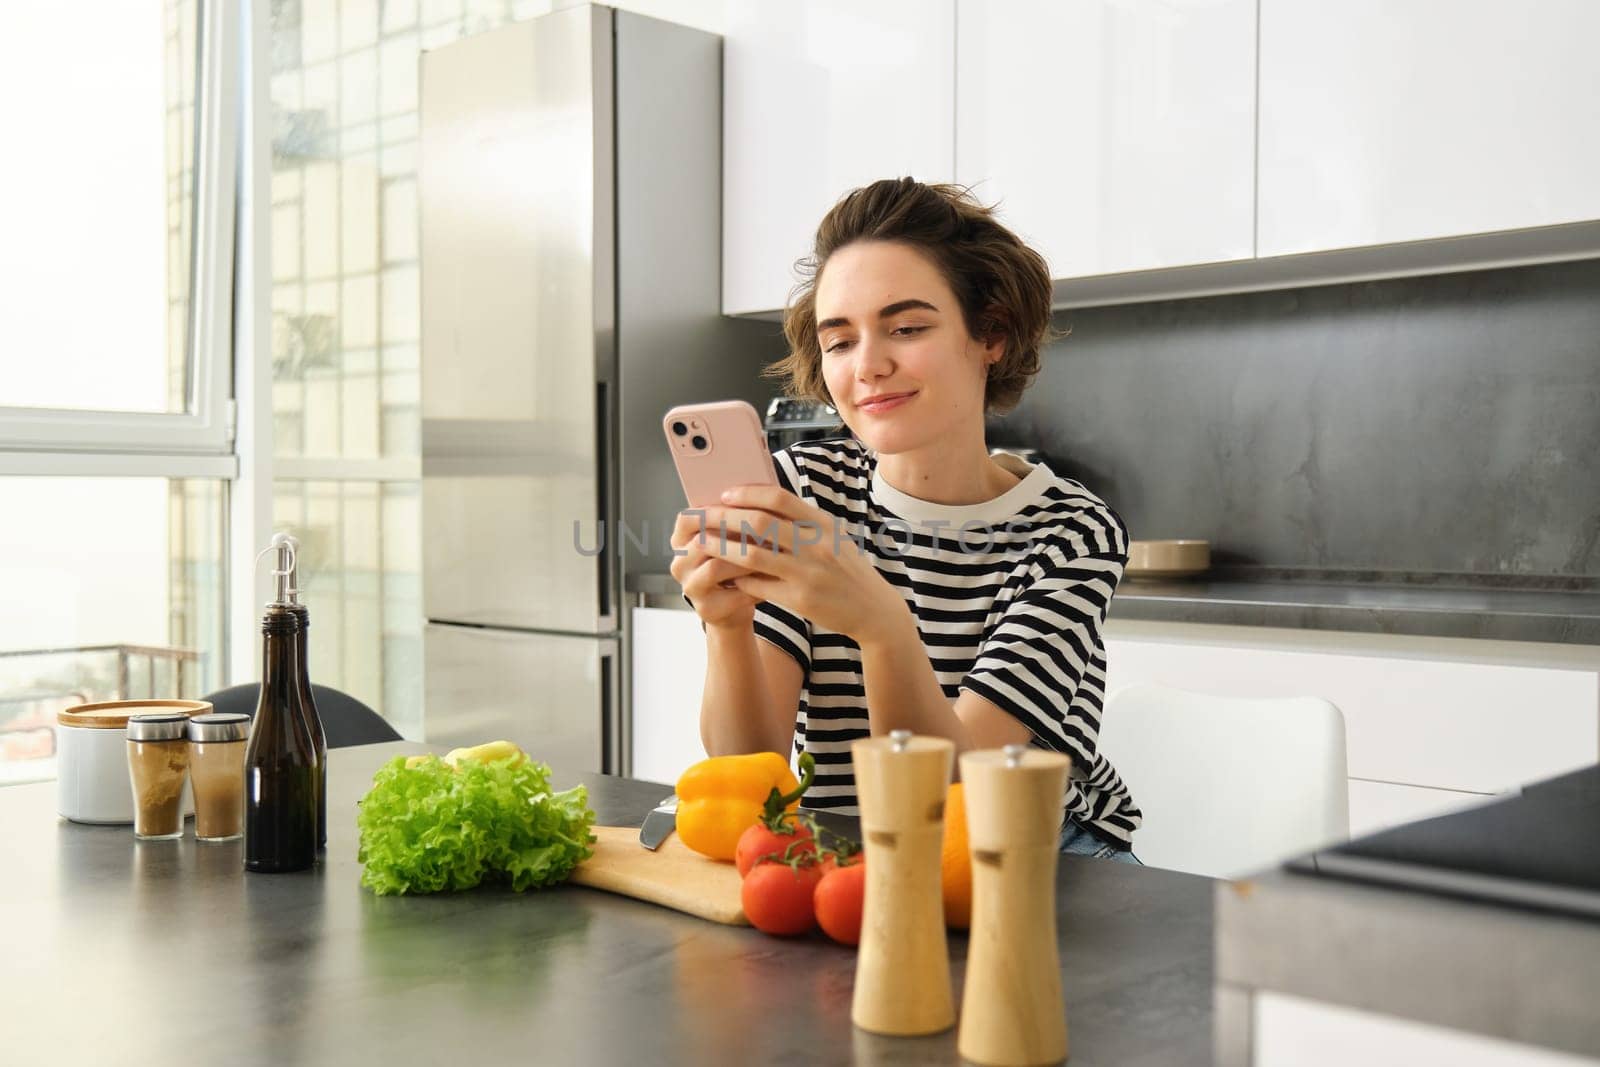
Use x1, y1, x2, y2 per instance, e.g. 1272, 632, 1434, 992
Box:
126, 713, 191, 840
188, 713, 250, 842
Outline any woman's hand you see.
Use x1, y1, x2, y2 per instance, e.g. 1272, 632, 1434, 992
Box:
669, 507, 765, 629
696, 485, 910, 646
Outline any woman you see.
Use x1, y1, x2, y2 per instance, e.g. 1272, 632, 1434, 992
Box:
670, 178, 1141, 861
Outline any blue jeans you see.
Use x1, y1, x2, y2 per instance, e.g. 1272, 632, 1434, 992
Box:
1059, 820, 1142, 865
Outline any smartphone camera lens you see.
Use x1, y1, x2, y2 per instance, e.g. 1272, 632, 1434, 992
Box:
671, 421, 688, 436
691, 435, 707, 450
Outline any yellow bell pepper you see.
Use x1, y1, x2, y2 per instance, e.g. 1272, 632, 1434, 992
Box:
675, 751, 809, 862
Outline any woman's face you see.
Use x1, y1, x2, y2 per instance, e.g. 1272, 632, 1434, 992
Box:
813, 240, 1000, 456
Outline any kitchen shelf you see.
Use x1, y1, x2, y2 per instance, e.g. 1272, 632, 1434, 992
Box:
1112, 569, 1600, 646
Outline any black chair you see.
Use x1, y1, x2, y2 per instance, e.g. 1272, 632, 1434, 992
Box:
201, 683, 402, 748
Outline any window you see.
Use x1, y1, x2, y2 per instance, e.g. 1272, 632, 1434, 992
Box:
272, 480, 422, 740
0, 477, 226, 786
1, 5, 192, 415
266, 0, 552, 736
0, 1, 239, 785
0, 0, 234, 455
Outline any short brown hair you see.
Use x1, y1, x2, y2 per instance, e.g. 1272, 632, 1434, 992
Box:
765, 178, 1056, 416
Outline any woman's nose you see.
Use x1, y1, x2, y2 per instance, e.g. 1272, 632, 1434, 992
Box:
854, 335, 894, 380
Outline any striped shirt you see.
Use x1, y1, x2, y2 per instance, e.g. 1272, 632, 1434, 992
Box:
752, 438, 1142, 849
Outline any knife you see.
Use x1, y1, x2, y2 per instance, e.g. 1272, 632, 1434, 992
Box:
639, 794, 677, 850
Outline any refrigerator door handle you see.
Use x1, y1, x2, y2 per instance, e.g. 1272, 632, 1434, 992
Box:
599, 648, 615, 776
596, 378, 615, 629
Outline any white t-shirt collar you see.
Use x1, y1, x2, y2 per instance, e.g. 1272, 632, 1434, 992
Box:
868, 450, 1055, 528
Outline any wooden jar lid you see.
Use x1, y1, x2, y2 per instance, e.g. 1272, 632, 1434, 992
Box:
57, 699, 213, 730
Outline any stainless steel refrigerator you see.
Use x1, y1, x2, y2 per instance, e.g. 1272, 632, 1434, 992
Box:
419, 5, 780, 775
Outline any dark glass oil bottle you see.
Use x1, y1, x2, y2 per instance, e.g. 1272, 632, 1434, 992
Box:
287, 603, 327, 850
245, 603, 320, 874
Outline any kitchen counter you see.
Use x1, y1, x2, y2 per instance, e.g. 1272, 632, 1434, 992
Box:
1217, 764, 1600, 1063
1112, 568, 1600, 646
3, 742, 1213, 1066
630, 569, 1600, 645
1215, 863, 1600, 1064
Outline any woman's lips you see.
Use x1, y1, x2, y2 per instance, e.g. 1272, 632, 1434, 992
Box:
857, 391, 917, 415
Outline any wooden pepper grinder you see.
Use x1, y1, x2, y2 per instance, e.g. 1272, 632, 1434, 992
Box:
958, 744, 1074, 1066
851, 729, 956, 1036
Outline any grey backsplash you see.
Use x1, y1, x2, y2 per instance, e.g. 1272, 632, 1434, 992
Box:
990, 258, 1600, 581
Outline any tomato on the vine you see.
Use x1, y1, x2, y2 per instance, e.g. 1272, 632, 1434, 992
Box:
723, 753, 817, 879
813, 860, 866, 945
735, 819, 815, 879
741, 858, 823, 936
816, 847, 862, 877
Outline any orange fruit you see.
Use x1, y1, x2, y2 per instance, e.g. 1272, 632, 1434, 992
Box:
941, 782, 972, 928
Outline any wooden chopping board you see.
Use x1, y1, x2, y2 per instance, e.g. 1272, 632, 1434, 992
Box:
568, 825, 748, 926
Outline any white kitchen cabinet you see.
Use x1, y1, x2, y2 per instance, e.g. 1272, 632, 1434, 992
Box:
955, 0, 1256, 279
630, 606, 710, 784
1258, 0, 1600, 258
1254, 992, 1600, 1067
1104, 630, 1600, 832
722, 0, 955, 316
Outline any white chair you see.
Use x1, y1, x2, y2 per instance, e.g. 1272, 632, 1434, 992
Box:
1096, 683, 1349, 879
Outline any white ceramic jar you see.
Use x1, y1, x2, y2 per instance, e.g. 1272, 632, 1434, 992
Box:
57, 700, 210, 824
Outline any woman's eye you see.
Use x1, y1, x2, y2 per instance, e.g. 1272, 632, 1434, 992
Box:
824, 339, 854, 354
892, 325, 929, 337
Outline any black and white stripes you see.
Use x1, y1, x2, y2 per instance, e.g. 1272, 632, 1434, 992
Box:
751, 438, 1142, 849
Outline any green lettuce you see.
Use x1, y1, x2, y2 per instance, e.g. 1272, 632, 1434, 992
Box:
356, 753, 596, 896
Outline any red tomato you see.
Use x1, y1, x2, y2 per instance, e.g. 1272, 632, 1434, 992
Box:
813, 860, 866, 946
816, 849, 862, 877
741, 860, 822, 936
735, 821, 815, 879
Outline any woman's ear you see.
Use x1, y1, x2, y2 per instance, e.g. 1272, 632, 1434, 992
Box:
976, 304, 1009, 365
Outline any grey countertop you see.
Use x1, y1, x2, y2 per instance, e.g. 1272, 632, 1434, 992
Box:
1215, 864, 1600, 1062
5, 742, 1213, 1066
1217, 766, 1600, 1062
1110, 569, 1600, 645
628, 568, 1600, 645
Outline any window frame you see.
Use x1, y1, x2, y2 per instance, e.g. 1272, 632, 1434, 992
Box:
0, 1, 240, 459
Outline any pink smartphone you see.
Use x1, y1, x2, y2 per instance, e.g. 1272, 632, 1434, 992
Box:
663, 400, 778, 509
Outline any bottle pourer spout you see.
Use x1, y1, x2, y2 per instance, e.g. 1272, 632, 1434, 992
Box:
257, 533, 301, 607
